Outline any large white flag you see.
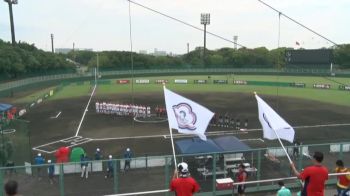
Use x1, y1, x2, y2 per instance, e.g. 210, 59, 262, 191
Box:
255, 94, 295, 143
163, 86, 214, 141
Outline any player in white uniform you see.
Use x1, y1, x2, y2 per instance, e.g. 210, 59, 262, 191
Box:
96, 102, 100, 113
147, 106, 151, 117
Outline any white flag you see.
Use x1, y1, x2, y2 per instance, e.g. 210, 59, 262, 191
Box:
163, 86, 214, 141
255, 94, 295, 143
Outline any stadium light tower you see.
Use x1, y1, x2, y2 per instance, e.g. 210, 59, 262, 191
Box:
200, 13, 210, 64
4, 0, 18, 45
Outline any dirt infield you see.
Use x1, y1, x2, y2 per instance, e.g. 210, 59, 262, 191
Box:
24, 91, 350, 157
8, 91, 350, 195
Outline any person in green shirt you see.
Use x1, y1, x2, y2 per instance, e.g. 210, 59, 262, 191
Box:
277, 181, 292, 196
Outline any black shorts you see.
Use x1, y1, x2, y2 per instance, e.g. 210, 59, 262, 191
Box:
238, 185, 245, 194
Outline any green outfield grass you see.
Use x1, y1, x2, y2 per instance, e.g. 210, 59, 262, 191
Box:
14, 75, 350, 106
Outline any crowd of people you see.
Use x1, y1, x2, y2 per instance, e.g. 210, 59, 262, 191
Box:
210, 113, 249, 130
30, 147, 134, 184
95, 101, 151, 117
169, 151, 350, 196
3, 150, 350, 195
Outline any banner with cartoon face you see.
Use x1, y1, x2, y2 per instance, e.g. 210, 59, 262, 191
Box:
164, 87, 214, 141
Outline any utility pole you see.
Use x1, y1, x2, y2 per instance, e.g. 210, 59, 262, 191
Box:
4, 0, 18, 45
200, 13, 210, 65
73, 42, 76, 61
187, 43, 189, 54
50, 34, 54, 53
233, 36, 238, 50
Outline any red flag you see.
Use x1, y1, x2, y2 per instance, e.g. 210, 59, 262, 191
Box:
295, 41, 300, 46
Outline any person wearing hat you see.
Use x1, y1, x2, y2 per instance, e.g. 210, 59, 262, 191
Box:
34, 153, 45, 180
170, 162, 200, 196
105, 155, 114, 179
290, 151, 328, 196
123, 148, 133, 172
94, 148, 102, 160
47, 160, 55, 184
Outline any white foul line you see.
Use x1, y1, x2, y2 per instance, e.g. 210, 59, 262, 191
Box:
50, 111, 61, 119
33, 122, 350, 154
93, 130, 247, 141
55, 111, 61, 118
86, 122, 350, 142
75, 84, 97, 136
242, 123, 350, 133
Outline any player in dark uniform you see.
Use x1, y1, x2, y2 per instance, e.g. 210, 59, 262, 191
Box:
244, 119, 248, 129
230, 117, 235, 129
218, 115, 224, 127
236, 119, 241, 130
224, 113, 230, 128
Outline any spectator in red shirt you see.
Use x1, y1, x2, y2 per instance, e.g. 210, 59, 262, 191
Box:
335, 160, 350, 196
290, 151, 328, 196
236, 164, 248, 196
170, 162, 200, 196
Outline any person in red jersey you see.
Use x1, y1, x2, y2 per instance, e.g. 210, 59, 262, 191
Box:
334, 160, 350, 196
170, 162, 200, 196
290, 151, 328, 196
236, 164, 248, 196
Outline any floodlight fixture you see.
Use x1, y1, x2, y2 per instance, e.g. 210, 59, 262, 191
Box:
4, 0, 17, 4
200, 13, 210, 25
200, 13, 210, 65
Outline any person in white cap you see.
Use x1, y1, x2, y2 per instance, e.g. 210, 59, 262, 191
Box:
123, 148, 133, 172
105, 155, 114, 179
170, 162, 200, 196
94, 148, 102, 160
47, 160, 55, 184
34, 153, 45, 180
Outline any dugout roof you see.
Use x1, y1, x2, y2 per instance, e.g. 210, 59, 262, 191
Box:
0, 103, 12, 112
175, 136, 251, 154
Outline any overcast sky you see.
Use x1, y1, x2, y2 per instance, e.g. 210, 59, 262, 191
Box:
0, 0, 349, 54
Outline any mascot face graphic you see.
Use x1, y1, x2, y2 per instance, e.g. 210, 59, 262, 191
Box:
172, 103, 197, 130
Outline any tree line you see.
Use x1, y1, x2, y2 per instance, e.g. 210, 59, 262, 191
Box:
0, 39, 74, 80
1, 38, 350, 80
67, 45, 350, 70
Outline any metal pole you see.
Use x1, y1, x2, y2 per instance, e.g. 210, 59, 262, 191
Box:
233, 172, 350, 186
203, 24, 206, 65
59, 164, 65, 196
278, 12, 281, 48
7, 1, 16, 45
163, 85, 177, 170
128, 0, 135, 126
96, 53, 99, 83
51, 34, 54, 53
73, 42, 76, 61
272, 128, 293, 163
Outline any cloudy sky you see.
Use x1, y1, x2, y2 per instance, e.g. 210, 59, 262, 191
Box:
0, 0, 349, 54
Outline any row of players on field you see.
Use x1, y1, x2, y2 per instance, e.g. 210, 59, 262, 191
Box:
95, 102, 167, 117
95, 102, 248, 129
210, 114, 249, 129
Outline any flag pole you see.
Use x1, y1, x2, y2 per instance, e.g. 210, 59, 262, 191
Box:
271, 128, 293, 163
163, 84, 178, 170
254, 92, 293, 163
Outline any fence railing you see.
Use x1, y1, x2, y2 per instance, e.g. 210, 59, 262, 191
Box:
2, 68, 350, 92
